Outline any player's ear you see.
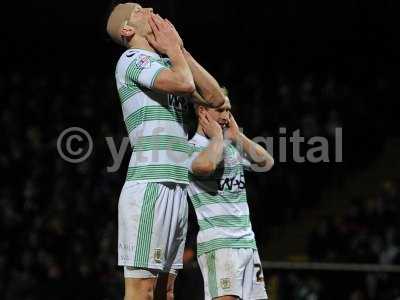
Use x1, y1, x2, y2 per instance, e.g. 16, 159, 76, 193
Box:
198, 106, 206, 114
120, 24, 135, 39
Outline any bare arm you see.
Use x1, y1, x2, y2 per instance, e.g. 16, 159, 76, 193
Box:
163, 19, 225, 107
191, 112, 224, 176
147, 15, 195, 94
225, 115, 274, 171
235, 132, 274, 171
182, 48, 225, 107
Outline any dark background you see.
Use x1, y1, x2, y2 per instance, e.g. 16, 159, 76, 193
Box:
1, 0, 399, 299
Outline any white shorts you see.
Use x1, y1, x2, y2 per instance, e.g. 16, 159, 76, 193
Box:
118, 181, 188, 274
198, 248, 268, 300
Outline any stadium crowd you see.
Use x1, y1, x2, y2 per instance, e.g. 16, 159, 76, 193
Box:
0, 52, 394, 299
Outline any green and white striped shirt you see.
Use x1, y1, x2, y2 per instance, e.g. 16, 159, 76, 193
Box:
187, 133, 257, 256
115, 49, 191, 184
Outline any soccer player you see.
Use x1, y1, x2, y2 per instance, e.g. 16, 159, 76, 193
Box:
187, 90, 274, 299
106, 3, 225, 300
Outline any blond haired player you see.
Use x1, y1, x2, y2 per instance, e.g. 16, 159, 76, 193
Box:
188, 90, 274, 299
106, 3, 225, 300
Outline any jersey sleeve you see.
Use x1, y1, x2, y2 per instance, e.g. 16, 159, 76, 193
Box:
187, 142, 203, 174
240, 153, 253, 171
125, 53, 168, 89
226, 142, 253, 172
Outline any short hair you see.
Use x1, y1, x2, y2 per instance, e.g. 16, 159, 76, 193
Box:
106, 2, 136, 46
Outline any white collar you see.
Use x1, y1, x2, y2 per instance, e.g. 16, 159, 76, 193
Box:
193, 132, 209, 145
129, 48, 162, 59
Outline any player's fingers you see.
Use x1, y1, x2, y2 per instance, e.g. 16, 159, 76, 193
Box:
155, 14, 164, 23
199, 111, 208, 122
150, 14, 163, 30
199, 118, 208, 130
165, 18, 175, 30
199, 112, 209, 126
148, 17, 160, 34
152, 14, 165, 29
204, 111, 212, 122
199, 120, 207, 130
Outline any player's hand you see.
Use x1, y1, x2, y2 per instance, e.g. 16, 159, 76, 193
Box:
224, 114, 241, 142
146, 14, 181, 55
199, 111, 223, 140
165, 18, 184, 49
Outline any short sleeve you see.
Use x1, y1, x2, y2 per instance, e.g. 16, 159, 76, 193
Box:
240, 154, 253, 171
187, 143, 205, 174
125, 53, 168, 89
226, 142, 253, 172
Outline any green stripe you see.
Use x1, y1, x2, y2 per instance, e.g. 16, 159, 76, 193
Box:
225, 144, 237, 157
126, 164, 188, 182
221, 164, 243, 176
133, 135, 191, 153
198, 215, 251, 231
134, 183, 159, 267
124, 106, 183, 133
190, 192, 247, 209
192, 145, 206, 153
207, 251, 218, 297
197, 238, 257, 256
126, 60, 142, 83
118, 85, 142, 104
150, 67, 167, 88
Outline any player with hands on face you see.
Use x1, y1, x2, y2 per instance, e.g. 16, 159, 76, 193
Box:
107, 3, 225, 300
187, 90, 273, 299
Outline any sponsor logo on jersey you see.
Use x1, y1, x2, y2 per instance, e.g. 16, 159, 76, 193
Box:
154, 248, 162, 262
126, 50, 137, 57
135, 54, 152, 69
220, 278, 232, 289
119, 242, 135, 251
218, 174, 245, 192
168, 94, 188, 112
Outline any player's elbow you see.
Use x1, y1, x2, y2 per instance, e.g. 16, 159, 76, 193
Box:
171, 77, 195, 95
262, 157, 274, 171
256, 156, 274, 172
179, 79, 195, 94
154, 71, 195, 94
265, 157, 274, 171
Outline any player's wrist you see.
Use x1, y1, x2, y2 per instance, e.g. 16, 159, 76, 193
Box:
211, 133, 224, 142
166, 44, 182, 57
231, 131, 242, 143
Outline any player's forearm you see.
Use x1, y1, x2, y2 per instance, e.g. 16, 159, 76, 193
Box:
192, 137, 224, 175
182, 48, 225, 107
235, 133, 274, 170
166, 46, 195, 90
205, 137, 224, 167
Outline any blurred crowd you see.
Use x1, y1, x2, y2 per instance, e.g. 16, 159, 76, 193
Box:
300, 180, 400, 300
0, 52, 395, 299
308, 180, 400, 265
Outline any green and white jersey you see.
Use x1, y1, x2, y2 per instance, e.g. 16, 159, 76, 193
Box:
115, 48, 191, 184
187, 133, 257, 256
